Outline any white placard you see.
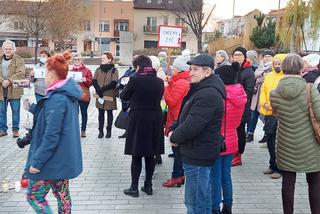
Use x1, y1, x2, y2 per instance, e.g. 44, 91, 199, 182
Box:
67, 71, 83, 82
34, 68, 46, 79
158, 25, 183, 48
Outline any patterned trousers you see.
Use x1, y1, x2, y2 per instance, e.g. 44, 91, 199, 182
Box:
26, 179, 71, 214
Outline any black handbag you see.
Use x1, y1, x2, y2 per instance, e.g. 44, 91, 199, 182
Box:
115, 110, 129, 130
220, 100, 227, 153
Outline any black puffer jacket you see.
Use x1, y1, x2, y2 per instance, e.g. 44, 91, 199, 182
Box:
170, 75, 226, 166
237, 61, 255, 123
303, 69, 320, 83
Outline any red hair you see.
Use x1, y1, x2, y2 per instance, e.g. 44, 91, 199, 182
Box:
102, 51, 114, 62
46, 51, 72, 79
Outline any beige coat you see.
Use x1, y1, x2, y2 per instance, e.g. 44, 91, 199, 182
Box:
0, 54, 25, 100
94, 67, 118, 110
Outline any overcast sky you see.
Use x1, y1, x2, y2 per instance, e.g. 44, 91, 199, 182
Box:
206, 0, 289, 20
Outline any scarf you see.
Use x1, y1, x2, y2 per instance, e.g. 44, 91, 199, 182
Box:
215, 59, 229, 69
100, 63, 114, 72
137, 67, 156, 76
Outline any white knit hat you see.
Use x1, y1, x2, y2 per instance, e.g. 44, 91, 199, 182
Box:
173, 55, 190, 71
182, 49, 191, 59
303, 54, 320, 67
149, 55, 161, 71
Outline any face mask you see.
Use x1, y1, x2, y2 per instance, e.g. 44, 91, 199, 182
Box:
274, 67, 281, 73
39, 57, 47, 64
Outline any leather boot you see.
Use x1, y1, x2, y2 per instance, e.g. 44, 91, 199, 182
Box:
98, 130, 104, 139
221, 205, 232, 214
141, 181, 153, 195
124, 186, 139, 198
106, 128, 111, 138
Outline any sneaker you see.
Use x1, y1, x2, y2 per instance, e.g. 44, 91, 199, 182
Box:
246, 133, 254, 142
13, 130, 19, 138
0, 130, 8, 137
271, 172, 282, 179
259, 135, 268, 144
263, 168, 274, 175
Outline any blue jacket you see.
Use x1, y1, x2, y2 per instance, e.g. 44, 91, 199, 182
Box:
25, 78, 83, 180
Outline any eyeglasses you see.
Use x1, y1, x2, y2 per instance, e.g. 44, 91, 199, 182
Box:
73, 58, 81, 61
233, 53, 244, 57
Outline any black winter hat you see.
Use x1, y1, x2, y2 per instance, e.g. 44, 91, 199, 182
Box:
262, 50, 275, 57
233, 47, 247, 58
215, 62, 240, 85
187, 54, 214, 70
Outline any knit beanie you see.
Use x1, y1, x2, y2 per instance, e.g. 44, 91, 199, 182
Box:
303, 54, 320, 67
181, 49, 191, 60
173, 55, 190, 71
149, 55, 161, 71
215, 62, 240, 85
233, 47, 247, 58
262, 50, 275, 57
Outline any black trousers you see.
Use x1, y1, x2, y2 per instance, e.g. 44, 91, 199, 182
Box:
131, 156, 155, 189
98, 109, 113, 131
282, 171, 320, 214
237, 122, 247, 154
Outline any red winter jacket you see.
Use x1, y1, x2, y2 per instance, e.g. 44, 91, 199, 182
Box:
71, 64, 93, 88
220, 84, 247, 155
164, 71, 191, 136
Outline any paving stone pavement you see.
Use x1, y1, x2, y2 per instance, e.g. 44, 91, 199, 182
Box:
0, 86, 313, 214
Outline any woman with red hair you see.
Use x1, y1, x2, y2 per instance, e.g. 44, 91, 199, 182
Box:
24, 52, 83, 214
92, 51, 119, 138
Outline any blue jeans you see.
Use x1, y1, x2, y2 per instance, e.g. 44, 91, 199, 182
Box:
79, 101, 89, 131
247, 109, 260, 134
0, 98, 21, 131
210, 154, 233, 212
172, 146, 184, 178
183, 163, 212, 214
35, 93, 44, 103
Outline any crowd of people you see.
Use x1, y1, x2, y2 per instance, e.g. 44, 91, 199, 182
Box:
1, 39, 320, 214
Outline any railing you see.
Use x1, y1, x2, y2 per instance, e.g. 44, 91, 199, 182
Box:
143, 25, 158, 34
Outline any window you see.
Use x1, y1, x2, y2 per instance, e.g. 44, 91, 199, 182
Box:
99, 21, 110, 32
82, 20, 91, 31
168, 0, 173, 3
144, 40, 157, 49
163, 16, 168, 25
115, 21, 129, 31
158, 0, 162, 3
14, 22, 24, 30
147, 0, 151, 3
147, 17, 157, 26
175, 18, 184, 26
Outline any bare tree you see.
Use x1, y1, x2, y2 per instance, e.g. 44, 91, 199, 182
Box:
163, 0, 215, 52
46, 0, 87, 52
15, 0, 47, 64
0, 0, 11, 26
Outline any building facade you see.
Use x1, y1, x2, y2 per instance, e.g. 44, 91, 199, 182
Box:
133, 0, 198, 54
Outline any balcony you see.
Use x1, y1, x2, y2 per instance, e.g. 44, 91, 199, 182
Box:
114, 30, 120, 37
143, 25, 158, 34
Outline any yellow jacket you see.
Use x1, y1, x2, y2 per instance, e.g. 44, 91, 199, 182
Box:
259, 54, 286, 116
